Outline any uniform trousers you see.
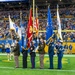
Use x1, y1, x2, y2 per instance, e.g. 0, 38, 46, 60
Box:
49, 55, 54, 69
31, 57, 35, 68
58, 55, 63, 69
39, 54, 44, 69
14, 56, 19, 68
23, 51, 27, 68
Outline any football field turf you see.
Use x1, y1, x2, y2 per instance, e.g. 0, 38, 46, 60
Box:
0, 53, 75, 75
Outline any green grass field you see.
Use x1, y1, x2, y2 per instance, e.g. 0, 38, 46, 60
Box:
0, 53, 75, 75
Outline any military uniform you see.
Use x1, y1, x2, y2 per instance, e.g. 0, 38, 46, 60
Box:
56, 41, 64, 69
22, 46, 28, 68
48, 42, 55, 69
30, 43, 36, 69
13, 40, 20, 68
38, 39, 45, 69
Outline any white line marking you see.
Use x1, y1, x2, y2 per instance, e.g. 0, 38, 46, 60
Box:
0, 67, 75, 72
0, 67, 14, 69
28, 69, 75, 72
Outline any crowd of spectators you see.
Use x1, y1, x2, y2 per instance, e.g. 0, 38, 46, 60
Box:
0, 7, 75, 42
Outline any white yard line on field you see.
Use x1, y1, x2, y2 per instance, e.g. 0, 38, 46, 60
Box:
0, 67, 75, 72
0, 67, 14, 69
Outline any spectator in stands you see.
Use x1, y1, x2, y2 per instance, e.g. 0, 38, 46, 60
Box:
64, 44, 68, 54
69, 44, 73, 54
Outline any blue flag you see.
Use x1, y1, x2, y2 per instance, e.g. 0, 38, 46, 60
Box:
21, 34, 24, 47
46, 7, 53, 43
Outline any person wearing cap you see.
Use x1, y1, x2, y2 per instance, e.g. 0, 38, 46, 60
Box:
56, 40, 64, 69
48, 37, 55, 69
30, 41, 36, 69
22, 44, 28, 68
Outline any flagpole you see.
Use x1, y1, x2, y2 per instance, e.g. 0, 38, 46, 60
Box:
36, 5, 39, 37
36, 5, 38, 18
36, 5, 39, 48
33, 0, 35, 33
20, 10, 22, 23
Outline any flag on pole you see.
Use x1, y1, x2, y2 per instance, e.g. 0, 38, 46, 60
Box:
57, 5, 62, 40
46, 6, 53, 44
34, 18, 39, 36
20, 10, 23, 27
27, 8, 33, 48
17, 27, 21, 39
9, 15, 16, 32
33, 6, 39, 36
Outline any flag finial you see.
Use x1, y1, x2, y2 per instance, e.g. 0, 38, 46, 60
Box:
48, 4, 50, 8
57, 4, 59, 8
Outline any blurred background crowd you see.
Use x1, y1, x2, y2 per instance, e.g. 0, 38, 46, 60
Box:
0, 6, 75, 41
0, 0, 75, 42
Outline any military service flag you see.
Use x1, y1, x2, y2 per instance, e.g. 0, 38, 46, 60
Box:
46, 7, 53, 44
27, 8, 33, 48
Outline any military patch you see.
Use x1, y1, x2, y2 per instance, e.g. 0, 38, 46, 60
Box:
29, 26, 33, 33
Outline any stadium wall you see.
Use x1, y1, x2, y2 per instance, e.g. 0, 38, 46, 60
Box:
44, 42, 75, 54
0, 40, 75, 54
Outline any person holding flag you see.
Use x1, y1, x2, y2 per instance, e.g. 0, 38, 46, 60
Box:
21, 26, 28, 68
48, 37, 55, 69
46, 6, 55, 69
56, 40, 64, 69
30, 41, 36, 69
56, 5, 64, 69
22, 43, 28, 69
27, 8, 36, 69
